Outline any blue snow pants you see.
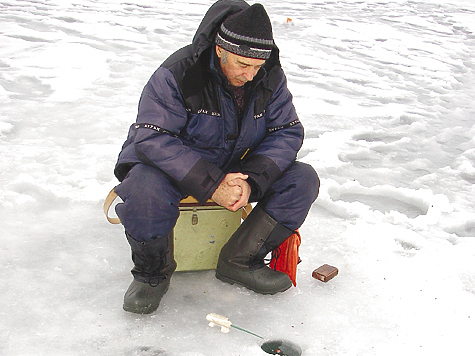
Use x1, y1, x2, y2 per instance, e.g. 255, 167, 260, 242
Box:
114, 161, 319, 242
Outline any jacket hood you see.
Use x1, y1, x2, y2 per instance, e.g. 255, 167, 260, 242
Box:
192, 0, 280, 68
177, 0, 280, 100
192, 0, 249, 58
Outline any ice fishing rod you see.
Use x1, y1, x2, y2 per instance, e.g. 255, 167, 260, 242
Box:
206, 313, 264, 338
206, 313, 302, 356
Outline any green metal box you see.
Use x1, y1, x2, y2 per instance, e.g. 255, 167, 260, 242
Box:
102, 190, 243, 272
174, 203, 242, 272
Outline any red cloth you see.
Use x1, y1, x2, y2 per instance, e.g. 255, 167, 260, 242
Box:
269, 230, 301, 286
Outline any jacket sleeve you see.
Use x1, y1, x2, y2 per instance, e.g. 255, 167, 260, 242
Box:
133, 67, 225, 204
241, 71, 303, 199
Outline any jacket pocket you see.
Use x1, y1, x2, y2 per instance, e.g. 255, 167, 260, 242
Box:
183, 113, 223, 149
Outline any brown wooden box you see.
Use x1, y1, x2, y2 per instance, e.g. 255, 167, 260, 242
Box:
312, 264, 338, 282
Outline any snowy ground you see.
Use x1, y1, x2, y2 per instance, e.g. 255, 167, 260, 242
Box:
1, 0, 474, 355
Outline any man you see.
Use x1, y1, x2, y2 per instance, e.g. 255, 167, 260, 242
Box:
113, 0, 320, 314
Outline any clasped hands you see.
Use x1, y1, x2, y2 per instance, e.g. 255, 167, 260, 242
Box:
211, 173, 250, 212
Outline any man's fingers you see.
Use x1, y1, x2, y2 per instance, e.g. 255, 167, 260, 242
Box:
225, 173, 248, 182
227, 177, 248, 187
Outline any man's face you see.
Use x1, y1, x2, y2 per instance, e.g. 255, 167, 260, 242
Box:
216, 46, 266, 87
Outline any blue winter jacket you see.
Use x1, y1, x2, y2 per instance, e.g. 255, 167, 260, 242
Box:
114, 0, 304, 204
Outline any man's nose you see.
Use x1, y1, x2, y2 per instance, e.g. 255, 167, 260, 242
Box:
243, 68, 256, 81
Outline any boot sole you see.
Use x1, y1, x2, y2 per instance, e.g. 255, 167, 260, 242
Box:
215, 271, 292, 295
123, 304, 157, 314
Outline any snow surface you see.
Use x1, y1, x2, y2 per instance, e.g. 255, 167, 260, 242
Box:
1, 0, 474, 355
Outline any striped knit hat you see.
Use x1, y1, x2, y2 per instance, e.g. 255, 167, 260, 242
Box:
215, 3, 274, 60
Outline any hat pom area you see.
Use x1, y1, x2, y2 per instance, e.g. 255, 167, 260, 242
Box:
215, 3, 274, 60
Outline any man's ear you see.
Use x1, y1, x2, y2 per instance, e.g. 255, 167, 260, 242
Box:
216, 45, 223, 58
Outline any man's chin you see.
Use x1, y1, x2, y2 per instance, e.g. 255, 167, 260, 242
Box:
232, 79, 246, 87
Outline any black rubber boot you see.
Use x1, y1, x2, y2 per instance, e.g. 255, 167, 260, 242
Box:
216, 205, 293, 294
123, 231, 176, 314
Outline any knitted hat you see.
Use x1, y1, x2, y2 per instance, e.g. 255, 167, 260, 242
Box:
215, 3, 274, 60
